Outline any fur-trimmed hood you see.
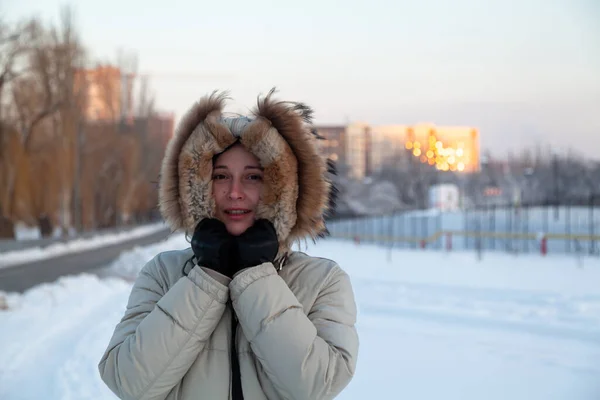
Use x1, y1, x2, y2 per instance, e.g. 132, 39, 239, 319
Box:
158, 89, 334, 256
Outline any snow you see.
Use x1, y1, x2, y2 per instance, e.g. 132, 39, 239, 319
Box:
12, 222, 74, 240
1, 235, 599, 399
0, 222, 168, 269
12, 222, 42, 241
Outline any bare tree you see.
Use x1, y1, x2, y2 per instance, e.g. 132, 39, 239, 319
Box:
41, 7, 87, 235
95, 153, 124, 228
2, 6, 86, 236
1, 8, 171, 236
117, 48, 138, 122
0, 18, 35, 227
136, 75, 155, 118
120, 69, 158, 224
0, 18, 35, 124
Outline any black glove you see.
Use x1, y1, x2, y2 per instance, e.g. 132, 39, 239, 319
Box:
234, 219, 279, 270
191, 218, 236, 277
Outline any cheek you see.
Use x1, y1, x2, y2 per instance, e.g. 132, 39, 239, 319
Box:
249, 186, 263, 208
211, 184, 226, 211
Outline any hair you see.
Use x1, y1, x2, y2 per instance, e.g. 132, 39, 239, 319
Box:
211, 139, 242, 166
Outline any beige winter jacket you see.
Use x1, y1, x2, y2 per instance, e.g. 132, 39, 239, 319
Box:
99, 90, 359, 399
98, 247, 358, 400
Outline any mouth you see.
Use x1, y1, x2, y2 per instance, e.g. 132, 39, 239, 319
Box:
224, 209, 251, 215
223, 208, 253, 221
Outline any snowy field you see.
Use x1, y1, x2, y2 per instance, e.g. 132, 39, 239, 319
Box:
1, 234, 599, 399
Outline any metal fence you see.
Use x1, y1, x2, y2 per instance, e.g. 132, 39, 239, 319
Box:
326, 204, 600, 257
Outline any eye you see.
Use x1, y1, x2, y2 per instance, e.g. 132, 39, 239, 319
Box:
212, 174, 228, 180
247, 174, 263, 181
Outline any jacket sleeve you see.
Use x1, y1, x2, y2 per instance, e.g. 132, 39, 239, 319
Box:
98, 253, 230, 400
229, 262, 359, 400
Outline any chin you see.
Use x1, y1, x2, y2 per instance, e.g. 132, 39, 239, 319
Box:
225, 221, 253, 236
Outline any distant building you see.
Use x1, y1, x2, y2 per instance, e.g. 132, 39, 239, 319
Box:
75, 65, 134, 122
319, 121, 480, 178
315, 123, 370, 180
147, 112, 176, 155
369, 125, 410, 173
367, 123, 480, 173
345, 122, 370, 180
406, 123, 480, 172
314, 125, 346, 166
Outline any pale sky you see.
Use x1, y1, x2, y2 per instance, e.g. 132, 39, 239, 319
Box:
6, 0, 600, 160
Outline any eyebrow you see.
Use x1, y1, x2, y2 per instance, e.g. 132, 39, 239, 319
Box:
213, 165, 264, 171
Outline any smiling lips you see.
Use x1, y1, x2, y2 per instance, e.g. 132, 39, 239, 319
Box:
225, 208, 252, 220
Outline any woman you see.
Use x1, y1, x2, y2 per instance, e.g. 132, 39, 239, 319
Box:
98, 90, 359, 400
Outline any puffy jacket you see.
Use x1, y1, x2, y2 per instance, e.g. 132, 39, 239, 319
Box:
98, 247, 358, 400
99, 89, 359, 399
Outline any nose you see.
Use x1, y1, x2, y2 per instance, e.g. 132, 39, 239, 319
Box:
227, 178, 245, 200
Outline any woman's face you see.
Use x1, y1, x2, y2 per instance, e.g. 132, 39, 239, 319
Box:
212, 143, 264, 236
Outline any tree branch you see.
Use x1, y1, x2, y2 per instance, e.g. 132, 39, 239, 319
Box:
22, 101, 64, 149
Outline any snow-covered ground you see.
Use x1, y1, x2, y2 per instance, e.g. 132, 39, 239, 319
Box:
0, 222, 168, 269
1, 235, 599, 399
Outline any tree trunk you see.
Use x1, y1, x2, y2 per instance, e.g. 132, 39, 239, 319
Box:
38, 214, 53, 236
71, 118, 83, 232
5, 166, 16, 218
0, 215, 14, 239
0, 163, 14, 238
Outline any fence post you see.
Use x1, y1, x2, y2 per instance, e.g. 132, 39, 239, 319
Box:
422, 215, 428, 250
523, 203, 529, 254
400, 213, 405, 250
506, 206, 512, 252
411, 215, 417, 249
476, 218, 482, 261
543, 200, 549, 236
540, 235, 548, 256
464, 207, 469, 250
387, 212, 395, 262
590, 194, 596, 256
490, 204, 496, 251
566, 201, 571, 254
437, 213, 442, 250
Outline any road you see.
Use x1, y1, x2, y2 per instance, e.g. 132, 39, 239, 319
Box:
0, 228, 172, 293
0, 224, 165, 253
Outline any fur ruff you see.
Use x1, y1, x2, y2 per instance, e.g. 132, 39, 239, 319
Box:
158, 89, 334, 257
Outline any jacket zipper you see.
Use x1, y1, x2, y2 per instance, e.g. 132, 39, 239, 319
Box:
229, 301, 243, 400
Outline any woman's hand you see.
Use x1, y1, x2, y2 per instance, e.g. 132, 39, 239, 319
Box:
235, 219, 279, 270
191, 218, 236, 277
